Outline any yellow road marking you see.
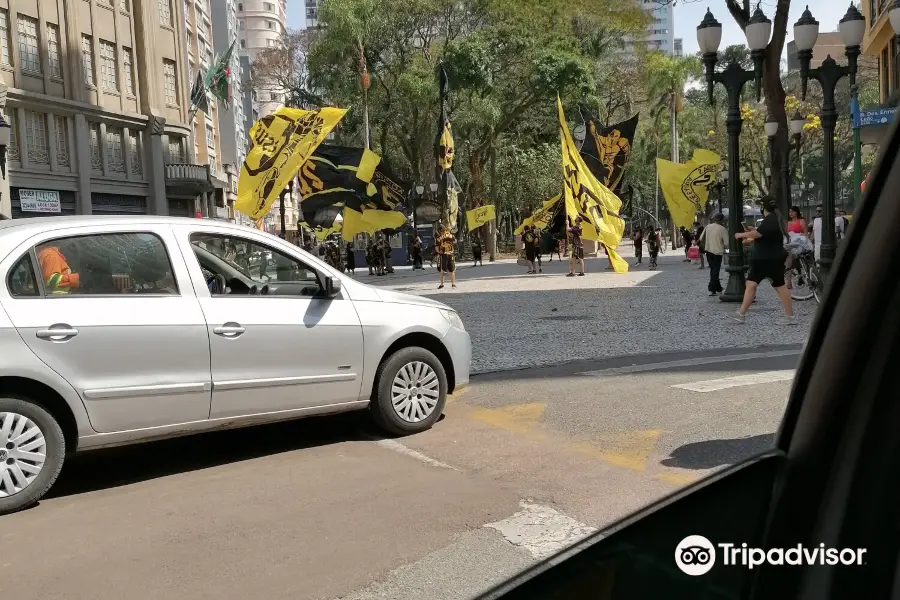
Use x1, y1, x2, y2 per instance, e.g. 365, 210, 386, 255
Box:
656, 471, 702, 486
468, 402, 546, 434
572, 429, 663, 472
446, 386, 471, 404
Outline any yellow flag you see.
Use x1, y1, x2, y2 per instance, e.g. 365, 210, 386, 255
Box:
341, 208, 407, 241
514, 195, 560, 235
466, 205, 496, 230
299, 220, 342, 241
557, 97, 628, 273
438, 120, 454, 171
656, 150, 719, 230
236, 106, 347, 220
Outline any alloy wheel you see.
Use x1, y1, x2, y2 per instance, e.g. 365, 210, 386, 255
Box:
0, 412, 47, 498
390, 361, 441, 423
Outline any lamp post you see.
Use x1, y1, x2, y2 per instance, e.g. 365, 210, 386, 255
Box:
0, 110, 9, 219
795, 3, 863, 285
765, 114, 779, 202
713, 169, 728, 214
787, 111, 807, 206
698, 6, 769, 302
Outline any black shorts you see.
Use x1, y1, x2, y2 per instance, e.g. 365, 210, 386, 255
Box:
440, 254, 456, 273
747, 259, 786, 287
570, 247, 584, 260
525, 248, 536, 261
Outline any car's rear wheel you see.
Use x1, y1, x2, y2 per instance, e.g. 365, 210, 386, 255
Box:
0, 398, 66, 516
371, 347, 448, 436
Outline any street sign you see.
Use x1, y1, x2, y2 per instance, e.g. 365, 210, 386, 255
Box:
856, 107, 896, 128
18, 189, 61, 213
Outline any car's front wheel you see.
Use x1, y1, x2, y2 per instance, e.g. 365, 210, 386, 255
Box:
0, 398, 66, 516
371, 347, 448, 436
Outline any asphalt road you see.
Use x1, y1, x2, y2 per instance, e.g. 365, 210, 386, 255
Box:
1, 346, 801, 600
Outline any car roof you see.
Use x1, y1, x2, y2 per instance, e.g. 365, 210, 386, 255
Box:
0, 215, 256, 236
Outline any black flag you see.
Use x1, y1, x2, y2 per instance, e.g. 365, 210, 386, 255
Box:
579, 112, 639, 195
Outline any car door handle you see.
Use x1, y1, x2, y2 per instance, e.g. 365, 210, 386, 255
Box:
213, 323, 246, 337
36, 325, 79, 341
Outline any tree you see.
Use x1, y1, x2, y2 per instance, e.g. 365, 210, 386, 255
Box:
250, 30, 325, 109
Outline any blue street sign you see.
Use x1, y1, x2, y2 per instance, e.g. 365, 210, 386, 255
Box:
856, 107, 897, 129
850, 96, 861, 128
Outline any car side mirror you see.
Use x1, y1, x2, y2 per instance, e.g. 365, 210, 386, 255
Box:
325, 276, 341, 298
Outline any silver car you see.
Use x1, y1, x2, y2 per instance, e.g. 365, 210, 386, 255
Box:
0, 216, 470, 515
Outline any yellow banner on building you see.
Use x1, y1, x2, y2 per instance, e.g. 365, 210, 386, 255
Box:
656, 149, 720, 230
236, 106, 347, 220
466, 204, 495, 230
557, 97, 628, 273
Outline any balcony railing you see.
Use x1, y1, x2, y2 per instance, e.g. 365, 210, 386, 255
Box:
165, 163, 214, 195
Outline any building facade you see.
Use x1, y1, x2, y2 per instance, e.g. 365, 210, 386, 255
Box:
621, 0, 675, 57
862, 0, 899, 106
304, 0, 318, 29
0, 0, 214, 219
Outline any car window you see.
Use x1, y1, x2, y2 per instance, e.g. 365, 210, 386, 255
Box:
7, 253, 39, 297
34, 233, 179, 296
189, 233, 319, 294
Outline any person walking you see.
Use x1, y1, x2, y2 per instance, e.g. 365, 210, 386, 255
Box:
532, 228, 543, 273
522, 225, 538, 274
680, 226, 693, 262
693, 221, 706, 269
646, 228, 661, 270
549, 232, 563, 262
436, 223, 457, 289
566, 216, 586, 277
698, 213, 727, 296
729, 196, 796, 325
471, 233, 483, 267
345, 242, 356, 274
631, 227, 643, 266
411, 234, 424, 270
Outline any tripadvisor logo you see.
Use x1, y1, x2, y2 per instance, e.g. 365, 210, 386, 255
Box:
675, 535, 867, 576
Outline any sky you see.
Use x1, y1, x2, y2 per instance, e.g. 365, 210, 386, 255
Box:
286, 1, 852, 55
675, 1, 851, 58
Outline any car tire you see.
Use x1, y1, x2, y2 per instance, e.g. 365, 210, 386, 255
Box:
0, 397, 66, 516
371, 347, 448, 436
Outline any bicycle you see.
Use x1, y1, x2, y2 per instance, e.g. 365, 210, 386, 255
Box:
787, 249, 822, 303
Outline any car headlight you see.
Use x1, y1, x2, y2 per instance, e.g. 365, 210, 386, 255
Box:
441, 309, 465, 331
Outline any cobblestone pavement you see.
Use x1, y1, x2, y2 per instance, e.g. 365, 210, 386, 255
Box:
364, 246, 816, 373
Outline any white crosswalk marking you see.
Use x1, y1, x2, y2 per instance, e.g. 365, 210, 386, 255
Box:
671, 370, 796, 392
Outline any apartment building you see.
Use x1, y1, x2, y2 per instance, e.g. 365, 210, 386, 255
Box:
235, 0, 299, 236
621, 0, 675, 57
304, 0, 318, 29
0, 0, 213, 219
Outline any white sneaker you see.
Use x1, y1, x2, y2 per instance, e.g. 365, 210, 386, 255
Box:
775, 315, 797, 326
727, 311, 746, 324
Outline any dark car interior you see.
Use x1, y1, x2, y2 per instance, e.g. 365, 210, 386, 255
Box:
191, 242, 324, 298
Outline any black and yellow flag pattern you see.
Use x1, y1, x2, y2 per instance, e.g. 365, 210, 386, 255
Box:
656, 149, 720, 230
558, 97, 628, 273
236, 106, 346, 220
438, 120, 454, 171
580, 112, 639, 194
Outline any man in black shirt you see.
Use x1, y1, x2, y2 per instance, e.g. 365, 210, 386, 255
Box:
729, 196, 795, 325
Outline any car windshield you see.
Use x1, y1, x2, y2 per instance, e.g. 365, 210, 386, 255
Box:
3, 1, 879, 599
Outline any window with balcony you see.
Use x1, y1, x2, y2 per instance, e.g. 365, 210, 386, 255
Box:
106, 126, 125, 172
6, 110, 18, 161
99, 39, 118, 90
163, 59, 178, 105
159, 0, 173, 26
24, 110, 49, 165
17, 16, 40, 74
167, 136, 185, 163
123, 47, 135, 95
54, 115, 69, 167
82, 35, 95, 86
129, 130, 142, 176
47, 24, 62, 79
205, 123, 215, 148
89, 122, 102, 170
0, 10, 11, 66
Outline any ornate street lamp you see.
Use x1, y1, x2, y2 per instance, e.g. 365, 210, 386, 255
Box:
795, 3, 862, 285
765, 114, 779, 201
698, 6, 769, 302
787, 111, 807, 204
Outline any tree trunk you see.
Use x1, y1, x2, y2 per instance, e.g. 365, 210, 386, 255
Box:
763, 55, 788, 215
